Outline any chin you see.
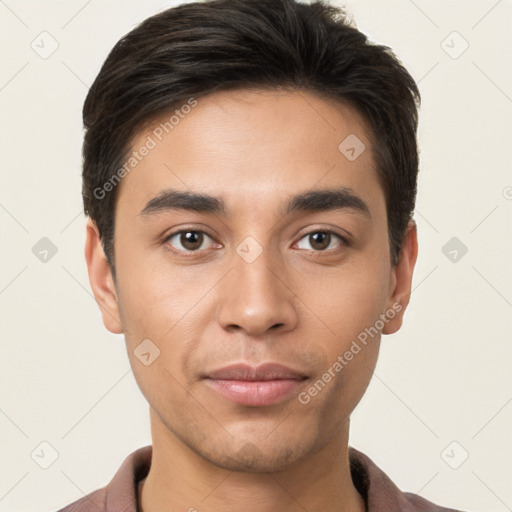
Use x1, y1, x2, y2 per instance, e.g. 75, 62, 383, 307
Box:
197, 435, 312, 473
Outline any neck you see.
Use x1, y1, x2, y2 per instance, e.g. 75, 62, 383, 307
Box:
138, 409, 365, 512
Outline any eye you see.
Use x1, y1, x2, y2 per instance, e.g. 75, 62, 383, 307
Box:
164, 230, 216, 253
295, 230, 348, 252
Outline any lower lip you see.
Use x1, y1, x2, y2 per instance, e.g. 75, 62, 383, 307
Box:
204, 378, 305, 406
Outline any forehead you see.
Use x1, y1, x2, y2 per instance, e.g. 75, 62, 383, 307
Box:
117, 88, 383, 218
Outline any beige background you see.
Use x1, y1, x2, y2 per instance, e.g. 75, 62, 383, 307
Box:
1, 1, 511, 510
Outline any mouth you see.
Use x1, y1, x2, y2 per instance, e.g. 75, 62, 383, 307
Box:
203, 363, 308, 407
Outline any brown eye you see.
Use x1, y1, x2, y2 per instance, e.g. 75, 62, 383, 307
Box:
166, 230, 214, 252
180, 231, 203, 251
296, 230, 346, 252
309, 232, 330, 250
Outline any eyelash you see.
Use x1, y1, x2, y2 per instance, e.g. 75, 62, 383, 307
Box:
162, 228, 349, 257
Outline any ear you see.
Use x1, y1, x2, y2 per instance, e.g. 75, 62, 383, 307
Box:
84, 218, 124, 334
382, 219, 418, 335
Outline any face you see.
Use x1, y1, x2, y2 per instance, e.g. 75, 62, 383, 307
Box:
86, 88, 417, 472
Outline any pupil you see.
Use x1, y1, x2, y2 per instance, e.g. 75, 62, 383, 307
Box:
182, 231, 202, 250
311, 232, 330, 250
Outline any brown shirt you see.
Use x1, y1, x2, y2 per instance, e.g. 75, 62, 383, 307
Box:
55, 445, 465, 512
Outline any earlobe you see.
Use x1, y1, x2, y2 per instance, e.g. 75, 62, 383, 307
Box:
382, 220, 418, 335
84, 218, 124, 334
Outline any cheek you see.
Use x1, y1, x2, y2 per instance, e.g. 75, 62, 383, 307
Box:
298, 255, 390, 343
115, 258, 215, 383
115, 246, 199, 337
117, 266, 205, 407
293, 250, 389, 398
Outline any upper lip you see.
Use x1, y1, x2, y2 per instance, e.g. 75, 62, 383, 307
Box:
205, 363, 307, 381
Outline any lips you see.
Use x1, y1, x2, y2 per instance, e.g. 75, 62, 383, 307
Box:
206, 362, 307, 381
203, 363, 308, 406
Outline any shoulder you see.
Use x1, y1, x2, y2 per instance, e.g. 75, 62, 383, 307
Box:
401, 490, 466, 512
349, 446, 467, 512
53, 445, 152, 512
54, 487, 107, 512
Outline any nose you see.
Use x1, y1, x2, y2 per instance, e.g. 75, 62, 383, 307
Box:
216, 246, 298, 337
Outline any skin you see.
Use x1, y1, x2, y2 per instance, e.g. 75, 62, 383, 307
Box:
85, 88, 418, 512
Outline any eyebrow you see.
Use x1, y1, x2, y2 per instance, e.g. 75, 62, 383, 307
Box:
139, 186, 371, 220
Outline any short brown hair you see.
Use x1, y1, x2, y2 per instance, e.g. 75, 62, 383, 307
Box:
82, 0, 420, 278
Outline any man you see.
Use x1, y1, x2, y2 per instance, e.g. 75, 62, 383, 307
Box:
57, 0, 466, 510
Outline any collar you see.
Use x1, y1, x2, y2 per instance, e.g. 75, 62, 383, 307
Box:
100, 445, 461, 512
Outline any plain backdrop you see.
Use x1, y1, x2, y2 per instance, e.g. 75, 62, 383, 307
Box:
1, 1, 511, 511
